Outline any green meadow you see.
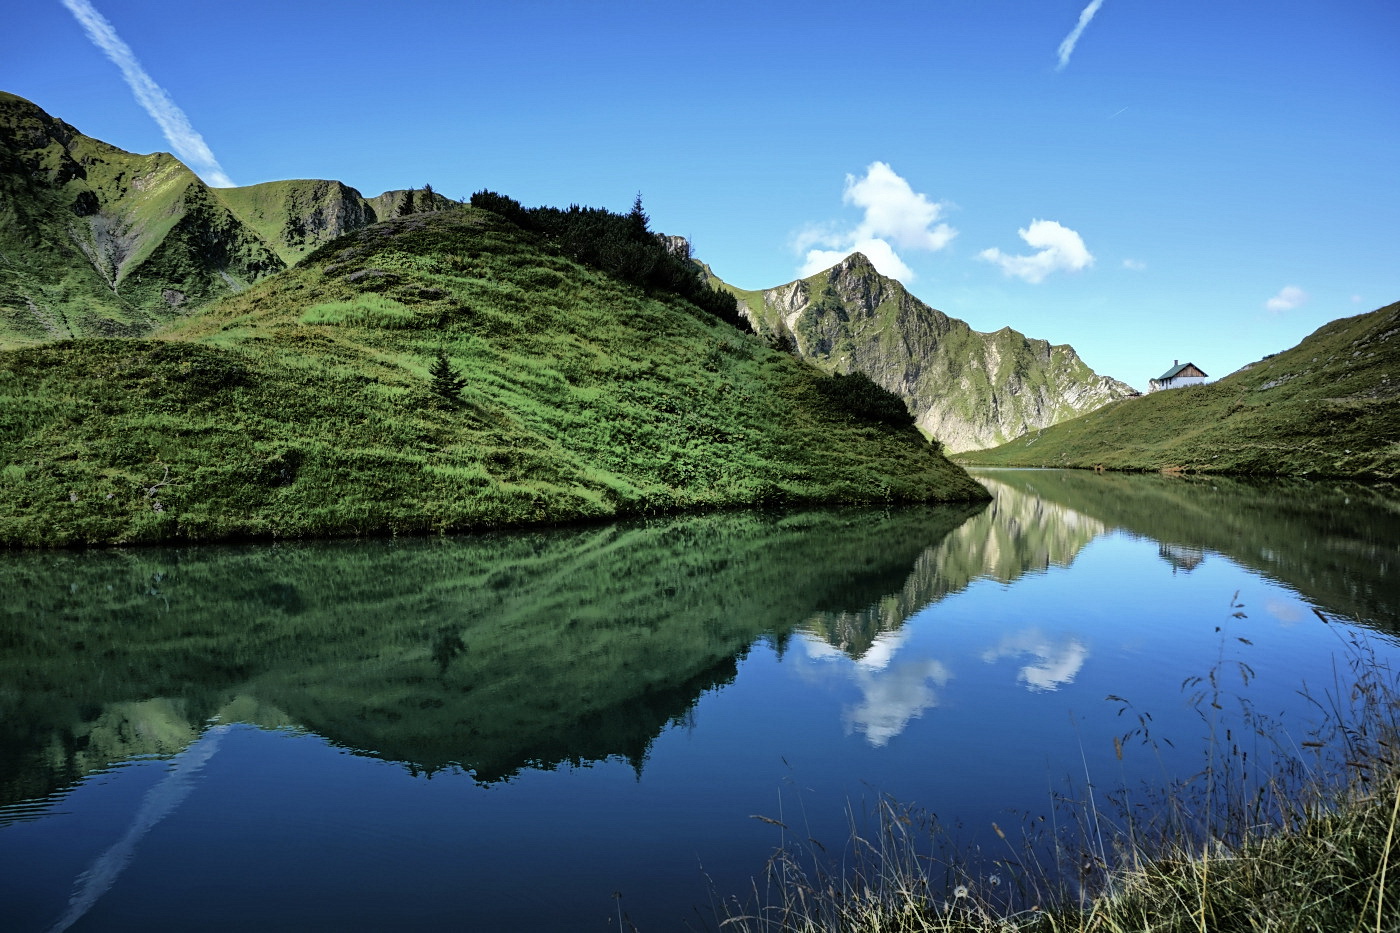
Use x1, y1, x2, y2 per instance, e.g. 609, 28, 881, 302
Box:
961, 302, 1400, 480
0, 206, 984, 547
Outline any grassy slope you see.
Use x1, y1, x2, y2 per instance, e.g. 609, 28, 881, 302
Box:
0, 207, 985, 546
961, 301, 1400, 479
0, 91, 286, 344
211, 180, 457, 265
210, 179, 371, 265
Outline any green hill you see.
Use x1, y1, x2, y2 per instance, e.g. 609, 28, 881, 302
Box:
0, 204, 985, 546
713, 253, 1135, 452
0, 92, 450, 345
960, 301, 1400, 479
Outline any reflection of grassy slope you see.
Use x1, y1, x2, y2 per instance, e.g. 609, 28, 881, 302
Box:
0, 502, 981, 799
976, 468, 1400, 631
961, 302, 1400, 479
803, 476, 1104, 657
0, 208, 984, 546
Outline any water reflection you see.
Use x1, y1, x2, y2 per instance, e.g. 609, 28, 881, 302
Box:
47, 725, 228, 933
3, 472, 1399, 932
0, 504, 983, 805
975, 469, 1400, 632
8, 472, 1394, 787
981, 629, 1089, 692
799, 475, 1105, 661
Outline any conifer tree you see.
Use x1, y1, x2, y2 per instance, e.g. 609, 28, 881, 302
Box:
429, 349, 468, 404
627, 193, 649, 238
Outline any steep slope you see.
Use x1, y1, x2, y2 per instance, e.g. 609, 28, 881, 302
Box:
0, 92, 453, 345
0, 206, 986, 546
0, 91, 285, 342
720, 253, 1135, 452
961, 301, 1400, 479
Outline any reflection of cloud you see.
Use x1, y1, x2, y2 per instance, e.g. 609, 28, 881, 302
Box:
982, 629, 1088, 692
797, 632, 951, 747
1266, 599, 1304, 627
845, 657, 952, 746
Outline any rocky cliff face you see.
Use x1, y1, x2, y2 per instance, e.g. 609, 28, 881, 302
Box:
730, 253, 1135, 451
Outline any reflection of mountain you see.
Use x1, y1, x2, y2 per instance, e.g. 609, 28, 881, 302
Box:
1160, 543, 1207, 574
802, 475, 1105, 658
0, 503, 981, 806
972, 469, 1400, 633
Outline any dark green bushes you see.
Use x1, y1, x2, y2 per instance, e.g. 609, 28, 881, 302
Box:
469, 190, 750, 332
817, 371, 915, 428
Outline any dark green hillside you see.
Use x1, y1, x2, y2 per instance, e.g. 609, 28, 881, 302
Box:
961, 301, 1400, 479
0, 206, 985, 546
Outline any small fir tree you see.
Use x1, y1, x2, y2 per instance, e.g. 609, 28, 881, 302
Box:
429, 349, 468, 405
627, 192, 649, 238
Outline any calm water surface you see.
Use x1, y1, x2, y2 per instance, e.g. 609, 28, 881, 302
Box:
2, 469, 1397, 931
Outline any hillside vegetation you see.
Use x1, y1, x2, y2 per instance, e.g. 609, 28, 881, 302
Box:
716, 253, 1135, 452
0, 92, 449, 345
961, 301, 1400, 479
0, 204, 985, 547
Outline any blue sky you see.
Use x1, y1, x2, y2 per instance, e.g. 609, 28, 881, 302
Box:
6, 1, 1398, 390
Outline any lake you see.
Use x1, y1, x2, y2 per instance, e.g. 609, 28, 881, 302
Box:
2, 469, 1397, 931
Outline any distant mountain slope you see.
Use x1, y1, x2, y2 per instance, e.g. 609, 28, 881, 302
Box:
0, 206, 986, 546
0, 92, 447, 345
716, 253, 1135, 452
961, 301, 1400, 479
0, 91, 283, 341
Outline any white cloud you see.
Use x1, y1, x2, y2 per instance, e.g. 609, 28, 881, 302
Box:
797, 162, 955, 283
1057, 0, 1108, 71
978, 219, 1094, 283
1265, 285, 1308, 312
60, 0, 235, 188
844, 162, 957, 252
1122, 258, 1147, 271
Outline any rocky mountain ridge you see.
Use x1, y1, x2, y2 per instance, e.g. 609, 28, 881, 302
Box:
717, 252, 1136, 451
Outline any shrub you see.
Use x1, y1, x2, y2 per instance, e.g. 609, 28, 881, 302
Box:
817, 371, 914, 428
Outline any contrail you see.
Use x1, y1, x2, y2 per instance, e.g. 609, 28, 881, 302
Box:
1056, 0, 1107, 72
59, 0, 235, 187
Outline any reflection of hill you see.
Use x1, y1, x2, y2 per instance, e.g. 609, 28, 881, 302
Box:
972, 469, 1400, 632
0, 503, 981, 804
803, 476, 1105, 658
